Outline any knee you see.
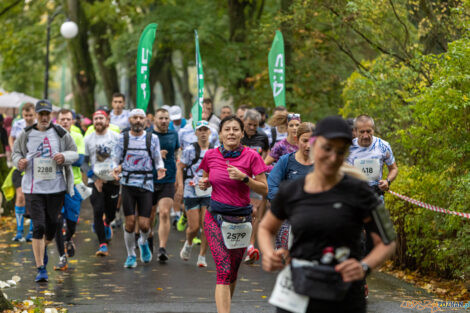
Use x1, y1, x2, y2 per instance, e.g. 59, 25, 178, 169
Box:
159, 210, 170, 221
33, 223, 45, 239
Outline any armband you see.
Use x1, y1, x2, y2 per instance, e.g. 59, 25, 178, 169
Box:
370, 202, 397, 245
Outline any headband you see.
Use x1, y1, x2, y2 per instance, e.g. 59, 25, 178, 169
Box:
93, 110, 108, 118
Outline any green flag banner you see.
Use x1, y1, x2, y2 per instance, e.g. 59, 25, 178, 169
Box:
268, 30, 286, 107
191, 30, 204, 128
136, 23, 158, 111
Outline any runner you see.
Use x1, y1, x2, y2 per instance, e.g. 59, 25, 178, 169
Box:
259, 116, 396, 313
12, 100, 78, 282
177, 120, 212, 267
235, 105, 249, 120
9, 102, 36, 242
53, 109, 86, 271
83, 109, 120, 256
112, 109, 165, 268
264, 112, 300, 165
219, 105, 233, 120
84, 106, 121, 137
198, 115, 268, 313
254, 106, 274, 147
240, 109, 270, 264
267, 122, 314, 249
346, 114, 398, 199
151, 108, 180, 262
109, 93, 130, 131
169, 105, 187, 132
203, 98, 221, 129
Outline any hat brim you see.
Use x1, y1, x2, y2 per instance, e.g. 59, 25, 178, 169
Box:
195, 125, 210, 130
36, 108, 52, 113
170, 114, 182, 120
321, 132, 352, 142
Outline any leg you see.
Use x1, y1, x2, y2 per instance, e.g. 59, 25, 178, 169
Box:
245, 196, 262, 264
54, 213, 66, 257
91, 185, 106, 244
157, 197, 173, 248
199, 206, 208, 257
215, 284, 232, 313
13, 184, 26, 241
26, 194, 46, 267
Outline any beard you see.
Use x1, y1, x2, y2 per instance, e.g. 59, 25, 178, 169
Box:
131, 122, 144, 133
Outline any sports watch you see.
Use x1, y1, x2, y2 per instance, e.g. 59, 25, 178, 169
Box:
242, 175, 250, 184
360, 261, 371, 277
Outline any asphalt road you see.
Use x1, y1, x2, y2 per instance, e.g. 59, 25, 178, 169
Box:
0, 199, 466, 313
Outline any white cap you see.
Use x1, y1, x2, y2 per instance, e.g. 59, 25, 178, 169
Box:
169, 105, 182, 121
129, 109, 146, 118
162, 105, 171, 111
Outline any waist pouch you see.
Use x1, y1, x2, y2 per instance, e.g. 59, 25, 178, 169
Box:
290, 259, 351, 301
209, 210, 252, 228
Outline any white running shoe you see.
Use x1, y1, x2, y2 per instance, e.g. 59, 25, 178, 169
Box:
179, 241, 192, 261
197, 255, 207, 268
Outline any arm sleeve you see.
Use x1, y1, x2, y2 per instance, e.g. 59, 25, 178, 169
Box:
270, 182, 288, 220
11, 131, 25, 169
72, 154, 84, 167
251, 151, 269, 176
152, 135, 164, 169
267, 155, 288, 200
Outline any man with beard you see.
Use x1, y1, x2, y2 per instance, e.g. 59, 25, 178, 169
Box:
83, 109, 120, 257
113, 109, 166, 267
9, 102, 36, 242
151, 108, 180, 262
12, 100, 78, 282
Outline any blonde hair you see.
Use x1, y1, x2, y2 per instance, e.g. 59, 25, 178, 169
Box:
297, 122, 315, 139
268, 111, 287, 127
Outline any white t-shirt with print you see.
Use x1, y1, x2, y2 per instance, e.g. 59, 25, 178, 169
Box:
85, 130, 120, 182
110, 110, 130, 131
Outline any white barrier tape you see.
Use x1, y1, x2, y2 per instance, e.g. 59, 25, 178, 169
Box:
388, 190, 470, 220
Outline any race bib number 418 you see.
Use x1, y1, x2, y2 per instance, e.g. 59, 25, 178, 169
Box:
34, 158, 56, 180
353, 158, 381, 181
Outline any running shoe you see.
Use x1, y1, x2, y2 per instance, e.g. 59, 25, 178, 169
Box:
65, 240, 76, 258
95, 244, 109, 256
244, 246, 260, 264
25, 231, 33, 242
54, 255, 68, 271
192, 237, 201, 245
197, 255, 207, 268
139, 242, 152, 263
179, 241, 192, 261
35, 266, 48, 282
104, 225, 113, 241
148, 236, 154, 254
124, 255, 137, 268
176, 215, 187, 232
157, 247, 169, 263
110, 218, 122, 229
12, 232, 25, 242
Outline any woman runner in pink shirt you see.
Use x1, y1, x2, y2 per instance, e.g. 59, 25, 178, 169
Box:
198, 115, 268, 313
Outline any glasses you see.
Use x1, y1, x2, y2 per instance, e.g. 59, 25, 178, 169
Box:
196, 120, 209, 127
287, 113, 301, 122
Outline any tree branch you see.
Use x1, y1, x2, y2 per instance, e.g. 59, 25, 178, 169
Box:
0, 0, 21, 18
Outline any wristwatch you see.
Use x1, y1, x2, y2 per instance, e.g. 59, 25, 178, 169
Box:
360, 261, 371, 277
242, 175, 250, 184
386, 178, 392, 186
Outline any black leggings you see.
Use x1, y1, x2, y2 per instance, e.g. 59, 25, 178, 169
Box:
90, 182, 119, 244
25, 192, 65, 241
55, 215, 78, 256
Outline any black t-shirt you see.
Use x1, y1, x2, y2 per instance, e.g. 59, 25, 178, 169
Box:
241, 130, 269, 155
271, 174, 380, 261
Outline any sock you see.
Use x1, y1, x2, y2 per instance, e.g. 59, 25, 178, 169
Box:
15, 206, 25, 234
138, 229, 150, 246
124, 230, 136, 257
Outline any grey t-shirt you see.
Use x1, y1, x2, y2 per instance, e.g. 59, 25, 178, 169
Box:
22, 128, 66, 194
85, 130, 120, 182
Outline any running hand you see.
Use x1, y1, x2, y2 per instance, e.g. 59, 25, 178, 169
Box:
94, 178, 104, 192
18, 158, 28, 170
157, 168, 167, 180
262, 248, 290, 272
198, 177, 210, 190
378, 179, 389, 191
335, 258, 365, 282
227, 165, 245, 181
53, 153, 65, 165
112, 165, 122, 181
160, 150, 168, 159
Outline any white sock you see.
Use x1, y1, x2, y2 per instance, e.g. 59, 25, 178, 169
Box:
124, 230, 136, 257
138, 229, 150, 246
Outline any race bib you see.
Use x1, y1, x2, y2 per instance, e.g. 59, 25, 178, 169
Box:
75, 182, 92, 200
33, 158, 56, 180
353, 158, 381, 181
221, 221, 252, 249
269, 266, 309, 313
93, 161, 114, 181
195, 186, 212, 197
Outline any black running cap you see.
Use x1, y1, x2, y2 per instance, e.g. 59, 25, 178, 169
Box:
313, 116, 352, 142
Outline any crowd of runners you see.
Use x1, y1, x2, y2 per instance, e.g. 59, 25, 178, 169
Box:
1, 93, 398, 312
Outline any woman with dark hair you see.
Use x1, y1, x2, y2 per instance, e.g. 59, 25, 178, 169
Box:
265, 112, 301, 165
198, 115, 268, 313
259, 116, 396, 313
267, 122, 315, 249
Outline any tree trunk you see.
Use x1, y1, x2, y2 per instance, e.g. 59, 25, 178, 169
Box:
64, 0, 96, 117
149, 47, 175, 110
281, 0, 293, 109
0, 292, 13, 311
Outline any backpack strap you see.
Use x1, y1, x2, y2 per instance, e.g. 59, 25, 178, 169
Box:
122, 131, 129, 162
145, 131, 152, 158
51, 124, 67, 138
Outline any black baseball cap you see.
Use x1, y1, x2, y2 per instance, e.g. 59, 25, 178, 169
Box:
35, 100, 53, 113
313, 116, 352, 142
254, 106, 266, 115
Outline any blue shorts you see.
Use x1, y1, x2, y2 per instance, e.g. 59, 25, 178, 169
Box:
184, 197, 210, 211
63, 186, 83, 222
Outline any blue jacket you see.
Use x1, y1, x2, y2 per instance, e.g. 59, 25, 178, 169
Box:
169, 118, 187, 131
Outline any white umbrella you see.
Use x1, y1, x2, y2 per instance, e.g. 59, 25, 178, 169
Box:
0, 92, 60, 110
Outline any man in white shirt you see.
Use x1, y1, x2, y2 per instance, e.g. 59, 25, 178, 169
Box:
109, 92, 130, 131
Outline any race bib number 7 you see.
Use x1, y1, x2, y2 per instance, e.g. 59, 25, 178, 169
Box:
34, 158, 56, 180
353, 158, 381, 181
221, 221, 252, 249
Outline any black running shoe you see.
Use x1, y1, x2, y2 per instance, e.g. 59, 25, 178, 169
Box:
65, 240, 76, 258
157, 247, 168, 263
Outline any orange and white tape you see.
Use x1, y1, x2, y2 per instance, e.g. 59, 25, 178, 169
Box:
388, 190, 470, 220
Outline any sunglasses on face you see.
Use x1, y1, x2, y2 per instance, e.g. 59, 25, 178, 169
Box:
287, 113, 301, 122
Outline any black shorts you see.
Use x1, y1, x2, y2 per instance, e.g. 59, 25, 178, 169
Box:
122, 185, 153, 218
25, 191, 66, 240
152, 182, 175, 205
12, 169, 23, 189
184, 197, 210, 211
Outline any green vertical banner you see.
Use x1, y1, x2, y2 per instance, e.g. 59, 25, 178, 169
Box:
191, 30, 204, 129
136, 23, 158, 111
268, 30, 286, 107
